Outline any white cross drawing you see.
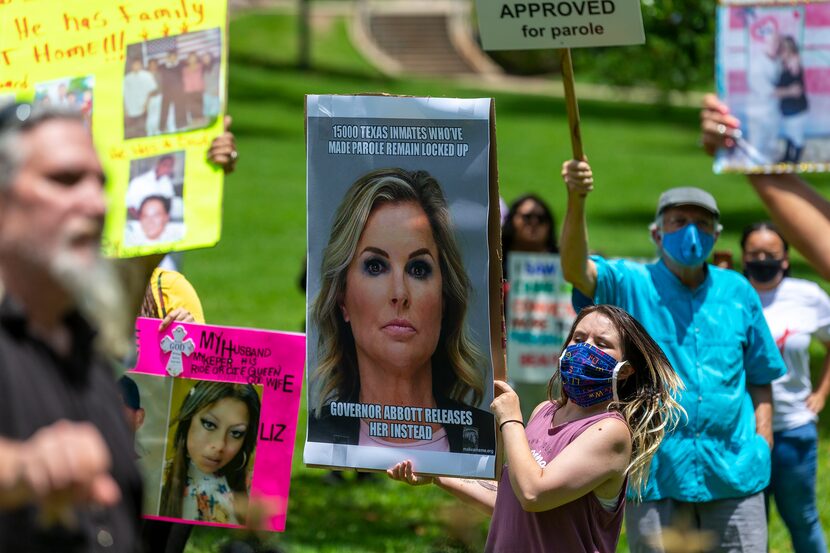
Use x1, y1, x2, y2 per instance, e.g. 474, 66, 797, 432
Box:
160, 326, 195, 377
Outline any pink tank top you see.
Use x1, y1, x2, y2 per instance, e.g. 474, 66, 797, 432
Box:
485, 402, 627, 553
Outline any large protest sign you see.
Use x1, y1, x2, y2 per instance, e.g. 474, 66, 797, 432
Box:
0, 0, 228, 257
475, 0, 645, 50
304, 95, 503, 479
506, 252, 576, 383
715, 1, 830, 173
129, 318, 305, 532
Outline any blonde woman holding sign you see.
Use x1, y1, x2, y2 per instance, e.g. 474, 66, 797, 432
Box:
389, 304, 683, 553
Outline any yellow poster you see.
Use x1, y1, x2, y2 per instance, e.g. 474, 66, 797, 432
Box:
0, 0, 228, 257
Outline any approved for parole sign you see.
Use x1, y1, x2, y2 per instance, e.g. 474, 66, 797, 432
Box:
475, 0, 645, 49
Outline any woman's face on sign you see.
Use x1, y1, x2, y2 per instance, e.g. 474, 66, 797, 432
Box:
187, 397, 250, 474
341, 201, 444, 376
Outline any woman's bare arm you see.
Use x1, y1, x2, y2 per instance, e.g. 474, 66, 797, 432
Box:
387, 460, 498, 516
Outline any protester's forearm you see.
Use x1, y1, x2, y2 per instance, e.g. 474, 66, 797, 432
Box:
749, 384, 773, 448
560, 194, 596, 297
434, 476, 497, 515
501, 423, 554, 512
747, 174, 830, 280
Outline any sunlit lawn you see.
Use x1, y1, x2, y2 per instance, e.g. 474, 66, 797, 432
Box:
182, 10, 830, 552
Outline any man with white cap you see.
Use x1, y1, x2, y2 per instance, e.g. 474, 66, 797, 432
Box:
559, 159, 786, 552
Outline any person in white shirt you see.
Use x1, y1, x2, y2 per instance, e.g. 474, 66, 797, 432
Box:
741, 221, 830, 553
123, 59, 158, 139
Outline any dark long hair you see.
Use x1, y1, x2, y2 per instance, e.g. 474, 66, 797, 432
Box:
501, 194, 558, 277
159, 381, 261, 519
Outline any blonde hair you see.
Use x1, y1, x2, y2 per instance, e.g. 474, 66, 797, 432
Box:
311, 168, 484, 414
548, 304, 685, 499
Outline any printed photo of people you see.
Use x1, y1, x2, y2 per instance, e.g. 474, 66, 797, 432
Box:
716, 3, 830, 172
117, 373, 172, 514
304, 96, 498, 478
160, 379, 262, 525
123, 27, 222, 139
123, 151, 186, 247
33, 75, 94, 128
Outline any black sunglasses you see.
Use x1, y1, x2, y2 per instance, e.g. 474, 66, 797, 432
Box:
519, 213, 549, 225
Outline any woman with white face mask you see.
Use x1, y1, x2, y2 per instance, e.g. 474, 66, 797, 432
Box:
741, 221, 830, 553
389, 304, 684, 553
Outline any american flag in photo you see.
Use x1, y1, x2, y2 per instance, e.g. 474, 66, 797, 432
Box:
146, 36, 177, 57
145, 28, 221, 62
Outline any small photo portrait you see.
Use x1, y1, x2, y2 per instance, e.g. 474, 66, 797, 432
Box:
118, 373, 173, 514
716, 3, 830, 172
161, 379, 262, 525
123, 151, 186, 247
123, 27, 222, 139
33, 75, 94, 129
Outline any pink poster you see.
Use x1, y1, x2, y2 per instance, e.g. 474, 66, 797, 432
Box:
126, 317, 305, 532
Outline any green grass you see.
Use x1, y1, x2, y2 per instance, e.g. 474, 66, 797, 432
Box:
181, 11, 830, 552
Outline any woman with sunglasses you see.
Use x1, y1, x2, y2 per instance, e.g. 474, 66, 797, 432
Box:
501, 195, 558, 279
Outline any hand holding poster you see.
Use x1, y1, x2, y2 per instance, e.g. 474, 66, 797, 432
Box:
506, 252, 576, 383
715, 1, 830, 173
130, 318, 305, 532
0, 1, 228, 256
304, 95, 503, 479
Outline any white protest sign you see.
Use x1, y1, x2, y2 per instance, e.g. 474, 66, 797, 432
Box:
475, 0, 645, 50
506, 253, 576, 383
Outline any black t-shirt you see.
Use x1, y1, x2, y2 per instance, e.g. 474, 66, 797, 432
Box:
0, 298, 142, 553
777, 66, 809, 116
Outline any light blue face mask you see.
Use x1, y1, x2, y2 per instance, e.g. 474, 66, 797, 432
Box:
661, 224, 715, 267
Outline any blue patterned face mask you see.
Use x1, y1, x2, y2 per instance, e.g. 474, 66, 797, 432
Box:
661, 224, 715, 268
559, 342, 627, 407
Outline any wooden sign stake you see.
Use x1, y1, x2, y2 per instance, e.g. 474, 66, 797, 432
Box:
559, 48, 585, 160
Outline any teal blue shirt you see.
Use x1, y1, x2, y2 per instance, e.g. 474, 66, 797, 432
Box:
592, 256, 786, 502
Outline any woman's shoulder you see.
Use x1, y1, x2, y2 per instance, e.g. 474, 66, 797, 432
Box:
528, 400, 557, 424
781, 276, 829, 299
571, 413, 632, 457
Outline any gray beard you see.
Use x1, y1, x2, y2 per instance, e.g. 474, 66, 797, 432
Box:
49, 250, 131, 359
